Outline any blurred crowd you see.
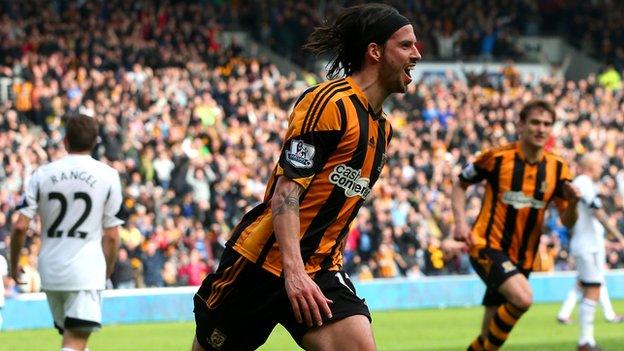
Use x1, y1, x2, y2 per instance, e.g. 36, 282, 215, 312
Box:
238, 0, 624, 71
238, 0, 528, 67
0, 1, 623, 296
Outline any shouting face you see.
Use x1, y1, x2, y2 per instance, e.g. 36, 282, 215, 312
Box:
378, 24, 421, 94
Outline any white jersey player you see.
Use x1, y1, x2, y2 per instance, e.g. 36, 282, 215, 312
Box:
557, 153, 624, 351
10, 115, 125, 351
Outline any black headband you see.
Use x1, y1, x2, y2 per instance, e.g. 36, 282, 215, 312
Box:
365, 12, 411, 45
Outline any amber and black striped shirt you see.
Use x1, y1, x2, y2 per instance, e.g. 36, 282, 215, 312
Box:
459, 142, 572, 271
227, 77, 393, 276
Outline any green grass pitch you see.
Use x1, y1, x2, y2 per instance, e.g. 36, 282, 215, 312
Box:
3, 302, 623, 350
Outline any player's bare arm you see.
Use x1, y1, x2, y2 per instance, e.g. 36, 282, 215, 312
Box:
594, 208, 624, 245
451, 180, 472, 245
271, 176, 333, 327
102, 226, 121, 279
9, 213, 30, 284
560, 181, 581, 228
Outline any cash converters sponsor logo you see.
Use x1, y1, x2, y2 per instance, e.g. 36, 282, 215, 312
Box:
502, 191, 546, 209
329, 164, 371, 198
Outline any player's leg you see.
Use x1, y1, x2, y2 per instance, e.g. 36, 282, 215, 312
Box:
467, 248, 531, 350
192, 249, 279, 351
479, 274, 532, 350
557, 282, 580, 324
577, 252, 603, 348
302, 315, 374, 351
191, 335, 205, 351
467, 305, 496, 351
45, 290, 67, 335
579, 285, 600, 348
61, 290, 102, 351
61, 329, 90, 351
599, 284, 622, 322
283, 270, 375, 351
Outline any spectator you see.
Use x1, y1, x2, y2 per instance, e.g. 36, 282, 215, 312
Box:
177, 249, 209, 286
110, 248, 136, 289
533, 234, 561, 272
141, 241, 165, 288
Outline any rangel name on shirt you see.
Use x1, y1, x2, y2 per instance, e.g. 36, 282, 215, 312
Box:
50, 171, 97, 188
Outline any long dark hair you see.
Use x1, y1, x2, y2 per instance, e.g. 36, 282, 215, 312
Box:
303, 3, 407, 79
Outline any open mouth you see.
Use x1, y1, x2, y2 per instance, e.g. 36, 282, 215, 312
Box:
403, 64, 416, 80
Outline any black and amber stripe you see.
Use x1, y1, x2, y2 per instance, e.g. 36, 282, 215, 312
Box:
206, 256, 247, 309
482, 156, 503, 248
301, 79, 348, 134
320, 107, 388, 270
300, 95, 369, 265
483, 303, 527, 350
469, 142, 571, 270
255, 98, 350, 267
226, 77, 391, 276
467, 336, 484, 351
500, 153, 526, 253
517, 159, 547, 268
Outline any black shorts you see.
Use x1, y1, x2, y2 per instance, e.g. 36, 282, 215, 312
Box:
470, 248, 530, 306
193, 248, 371, 350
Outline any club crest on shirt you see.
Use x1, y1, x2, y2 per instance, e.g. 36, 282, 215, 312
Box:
208, 328, 226, 350
540, 180, 548, 194
285, 139, 315, 168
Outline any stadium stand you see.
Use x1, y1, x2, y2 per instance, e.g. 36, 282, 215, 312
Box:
0, 0, 623, 299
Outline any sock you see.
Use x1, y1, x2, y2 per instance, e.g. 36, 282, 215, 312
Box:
483, 303, 527, 350
600, 285, 616, 320
579, 298, 597, 346
558, 285, 579, 320
61, 348, 78, 351
467, 335, 484, 351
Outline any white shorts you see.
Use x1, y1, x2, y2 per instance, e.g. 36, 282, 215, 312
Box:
574, 252, 605, 286
45, 290, 102, 333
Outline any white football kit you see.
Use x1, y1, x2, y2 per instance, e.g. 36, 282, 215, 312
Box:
18, 154, 125, 330
569, 174, 605, 285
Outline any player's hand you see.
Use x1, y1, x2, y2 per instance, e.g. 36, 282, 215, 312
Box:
284, 269, 333, 327
11, 266, 25, 285
453, 222, 472, 246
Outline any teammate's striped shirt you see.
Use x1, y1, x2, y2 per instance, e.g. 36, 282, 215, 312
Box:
459, 142, 572, 270
227, 77, 392, 276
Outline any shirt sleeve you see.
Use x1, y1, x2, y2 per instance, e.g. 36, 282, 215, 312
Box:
551, 161, 574, 211
16, 169, 40, 219
553, 160, 573, 199
277, 97, 345, 189
103, 171, 126, 228
458, 149, 496, 184
574, 176, 602, 209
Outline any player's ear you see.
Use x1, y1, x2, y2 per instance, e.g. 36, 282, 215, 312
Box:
62, 136, 70, 150
367, 43, 382, 63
